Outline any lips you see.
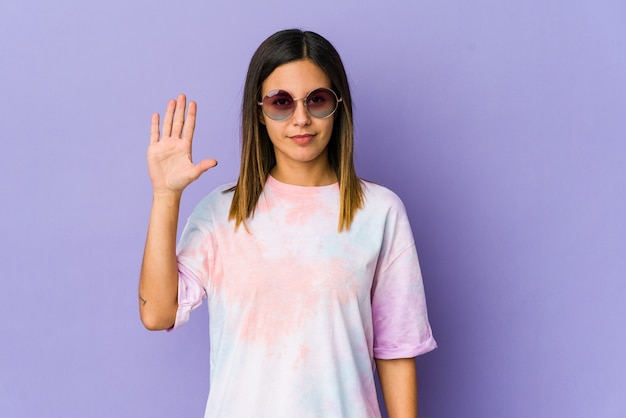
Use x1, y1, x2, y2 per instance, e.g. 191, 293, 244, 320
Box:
289, 134, 315, 145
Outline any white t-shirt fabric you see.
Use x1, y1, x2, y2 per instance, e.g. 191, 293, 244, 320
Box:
174, 175, 436, 417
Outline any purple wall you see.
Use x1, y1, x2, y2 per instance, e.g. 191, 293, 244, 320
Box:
1, 1, 625, 417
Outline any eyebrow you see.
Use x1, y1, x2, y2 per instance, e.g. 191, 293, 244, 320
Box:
262, 87, 331, 98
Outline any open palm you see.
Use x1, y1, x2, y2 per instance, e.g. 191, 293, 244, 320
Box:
147, 94, 217, 193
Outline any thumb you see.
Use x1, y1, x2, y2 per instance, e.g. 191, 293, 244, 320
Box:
195, 158, 218, 175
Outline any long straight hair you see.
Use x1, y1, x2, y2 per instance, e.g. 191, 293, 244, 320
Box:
228, 29, 364, 231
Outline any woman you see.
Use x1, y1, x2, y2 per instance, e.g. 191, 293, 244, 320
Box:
140, 29, 436, 418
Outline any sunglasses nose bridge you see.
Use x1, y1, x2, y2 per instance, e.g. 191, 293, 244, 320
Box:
290, 96, 311, 121
291, 98, 311, 123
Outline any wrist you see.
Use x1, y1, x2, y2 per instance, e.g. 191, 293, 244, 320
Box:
152, 189, 183, 204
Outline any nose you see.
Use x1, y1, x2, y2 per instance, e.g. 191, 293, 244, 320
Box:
291, 98, 311, 126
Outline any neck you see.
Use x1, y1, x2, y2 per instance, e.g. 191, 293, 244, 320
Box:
270, 160, 337, 187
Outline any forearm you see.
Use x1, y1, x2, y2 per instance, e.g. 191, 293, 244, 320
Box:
375, 357, 418, 418
139, 192, 182, 330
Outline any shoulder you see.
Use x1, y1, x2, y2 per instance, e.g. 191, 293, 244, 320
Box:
360, 179, 407, 213
358, 180, 413, 234
359, 180, 416, 252
203, 181, 236, 202
190, 181, 237, 218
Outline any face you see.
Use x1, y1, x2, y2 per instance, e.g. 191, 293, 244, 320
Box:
260, 59, 336, 180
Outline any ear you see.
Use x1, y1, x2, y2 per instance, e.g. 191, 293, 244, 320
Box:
258, 110, 266, 125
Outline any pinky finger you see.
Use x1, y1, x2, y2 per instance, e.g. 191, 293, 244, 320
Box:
150, 113, 160, 143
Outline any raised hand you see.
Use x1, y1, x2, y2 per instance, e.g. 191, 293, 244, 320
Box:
148, 94, 218, 194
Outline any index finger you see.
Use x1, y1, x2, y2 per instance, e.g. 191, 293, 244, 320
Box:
182, 100, 197, 142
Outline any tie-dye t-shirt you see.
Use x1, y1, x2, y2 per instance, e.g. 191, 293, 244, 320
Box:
174, 175, 436, 417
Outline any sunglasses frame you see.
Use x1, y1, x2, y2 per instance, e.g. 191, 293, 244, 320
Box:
258, 87, 343, 121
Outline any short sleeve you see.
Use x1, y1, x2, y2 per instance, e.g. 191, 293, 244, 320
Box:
168, 202, 214, 331
371, 196, 437, 358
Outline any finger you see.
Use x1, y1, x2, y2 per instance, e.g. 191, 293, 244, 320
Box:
190, 159, 219, 181
197, 158, 218, 171
162, 99, 176, 137
182, 101, 197, 142
171, 94, 187, 138
150, 113, 160, 143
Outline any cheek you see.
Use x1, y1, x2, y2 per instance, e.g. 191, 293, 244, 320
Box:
264, 121, 283, 144
320, 119, 335, 139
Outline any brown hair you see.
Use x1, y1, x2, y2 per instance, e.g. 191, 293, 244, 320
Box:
228, 29, 363, 231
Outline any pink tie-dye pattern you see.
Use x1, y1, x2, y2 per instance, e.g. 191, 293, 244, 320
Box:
173, 176, 436, 417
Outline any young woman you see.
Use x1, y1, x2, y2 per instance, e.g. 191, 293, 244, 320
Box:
140, 29, 436, 418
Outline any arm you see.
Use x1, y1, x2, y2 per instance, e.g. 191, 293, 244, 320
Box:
138, 190, 182, 330
138, 94, 217, 330
375, 357, 418, 418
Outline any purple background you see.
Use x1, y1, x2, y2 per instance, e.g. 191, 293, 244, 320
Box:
1, 0, 625, 417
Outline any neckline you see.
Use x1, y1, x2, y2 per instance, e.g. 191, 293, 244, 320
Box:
266, 174, 339, 194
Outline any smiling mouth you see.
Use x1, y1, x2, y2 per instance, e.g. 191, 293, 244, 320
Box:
290, 134, 315, 145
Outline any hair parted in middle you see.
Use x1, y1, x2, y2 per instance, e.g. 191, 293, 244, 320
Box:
227, 28, 364, 231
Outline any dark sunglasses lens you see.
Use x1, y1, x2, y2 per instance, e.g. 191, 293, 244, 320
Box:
263, 90, 294, 120
306, 88, 338, 118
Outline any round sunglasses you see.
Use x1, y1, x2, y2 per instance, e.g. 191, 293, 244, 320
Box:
258, 87, 342, 121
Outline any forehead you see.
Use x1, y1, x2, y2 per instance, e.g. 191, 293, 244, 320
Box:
261, 59, 331, 96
